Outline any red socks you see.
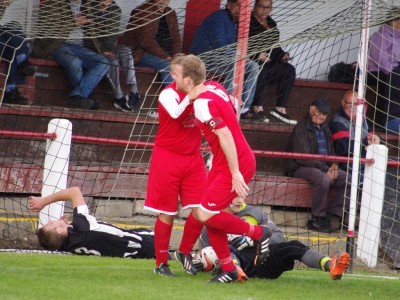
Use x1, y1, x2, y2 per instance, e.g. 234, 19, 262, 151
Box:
204, 212, 265, 273
179, 212, 204, 254
204, 211, 263, 240
206, 226, 236, 272
154, 217, 173, 267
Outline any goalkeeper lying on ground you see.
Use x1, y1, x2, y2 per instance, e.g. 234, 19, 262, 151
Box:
198, 197, 350, 280
28, 187, 154, 259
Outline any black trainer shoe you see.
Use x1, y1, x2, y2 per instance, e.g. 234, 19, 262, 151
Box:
114, 97, 132, 112
254, 226, 271, 266
253, 111, 269, 123
128, 92, 141, 112
17, 60, 36, 77
208, 269, 239, 283
154, 263, 176, 277
240, 110, 253, 120
2, 88, 29, 105
88, 95, 101, 110
174, 251, 197, 275
270, 108, 297, 125
66, 95, 94, 109
307, 216, 333, 233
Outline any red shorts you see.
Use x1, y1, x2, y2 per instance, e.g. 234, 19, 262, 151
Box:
144, 146, 207, 215
200, 155, 256, 212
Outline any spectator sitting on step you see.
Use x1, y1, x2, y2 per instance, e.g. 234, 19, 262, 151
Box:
248, 0, 297, 125
285, 98, 349, 233
189, 0, 261, 122
329, 90, 380, 174
198, 196, 350, 281
123, 0, 181, 87
368, 9, 400, 133
32, 0, 109, 110
0, 0, 36, 105
82, 0, 141, 113
28, 187, 155, 259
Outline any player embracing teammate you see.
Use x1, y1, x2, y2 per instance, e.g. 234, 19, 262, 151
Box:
168, 54, 271, 283
144, 55, 207, 277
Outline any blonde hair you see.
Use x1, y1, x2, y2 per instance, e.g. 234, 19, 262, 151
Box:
173, 54, 206, 85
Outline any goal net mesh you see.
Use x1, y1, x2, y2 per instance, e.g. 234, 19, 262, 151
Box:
0, 0, 399, 271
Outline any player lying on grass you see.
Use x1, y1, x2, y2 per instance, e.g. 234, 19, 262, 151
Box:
28, 187, 154, 258
198, 197, 350, 280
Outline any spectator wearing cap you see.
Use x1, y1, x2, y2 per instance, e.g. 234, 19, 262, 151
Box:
285, 98, 349, 233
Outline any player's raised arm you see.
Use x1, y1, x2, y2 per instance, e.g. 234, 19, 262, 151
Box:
28, 187, 86, 212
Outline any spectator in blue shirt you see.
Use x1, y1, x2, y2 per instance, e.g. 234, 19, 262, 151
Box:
190, 0, 263, 121
285, 98, 348, 233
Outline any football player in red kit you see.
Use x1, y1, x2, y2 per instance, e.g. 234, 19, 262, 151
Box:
144, 56, 207, 277
171, 54, 271, 283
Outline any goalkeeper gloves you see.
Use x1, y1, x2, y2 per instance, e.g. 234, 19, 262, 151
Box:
228, 234, 254, 251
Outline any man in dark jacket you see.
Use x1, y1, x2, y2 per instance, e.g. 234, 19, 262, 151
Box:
329, 90, 380, 171
285, 98, 348, 233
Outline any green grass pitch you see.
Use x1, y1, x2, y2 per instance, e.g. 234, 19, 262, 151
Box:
0, 253, 399, 300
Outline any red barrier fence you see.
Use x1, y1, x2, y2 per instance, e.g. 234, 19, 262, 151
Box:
1, 129, 398, 167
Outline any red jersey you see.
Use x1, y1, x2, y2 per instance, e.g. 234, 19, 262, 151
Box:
155, 82, 202, 155
193, 81, 254, 171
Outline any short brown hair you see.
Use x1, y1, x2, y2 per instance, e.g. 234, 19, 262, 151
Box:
37, 227, 66, 251
176, 54, 206, 85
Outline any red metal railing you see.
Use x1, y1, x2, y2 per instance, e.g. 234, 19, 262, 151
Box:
0, 129, 399, 167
